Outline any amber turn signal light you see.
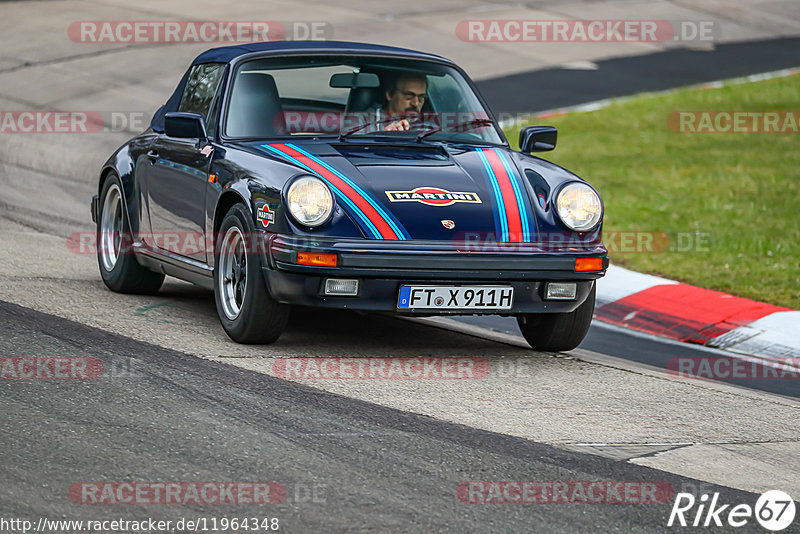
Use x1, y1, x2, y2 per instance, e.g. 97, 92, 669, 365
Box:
575, 257, 604, 272
297, 252, 338, 267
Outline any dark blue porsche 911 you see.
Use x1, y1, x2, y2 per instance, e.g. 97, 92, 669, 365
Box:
91, 40, 608, 350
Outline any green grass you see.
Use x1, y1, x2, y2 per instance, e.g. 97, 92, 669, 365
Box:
504, 73, 800, 308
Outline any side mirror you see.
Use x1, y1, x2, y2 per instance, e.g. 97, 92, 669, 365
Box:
520, 126, 557, 153
165, 112, 207, 139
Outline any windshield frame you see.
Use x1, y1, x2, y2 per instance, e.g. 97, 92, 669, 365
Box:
218, 50, 508, 147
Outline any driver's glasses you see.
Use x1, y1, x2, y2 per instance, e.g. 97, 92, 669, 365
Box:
400, 90, 427, 102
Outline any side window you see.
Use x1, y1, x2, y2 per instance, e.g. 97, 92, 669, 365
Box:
178, 63, 225, 135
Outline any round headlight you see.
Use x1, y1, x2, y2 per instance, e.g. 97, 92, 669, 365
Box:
286, 176, 334, 227
556, 183, 602, 231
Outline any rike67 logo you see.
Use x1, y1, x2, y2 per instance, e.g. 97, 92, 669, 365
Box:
668, 490, 796, 531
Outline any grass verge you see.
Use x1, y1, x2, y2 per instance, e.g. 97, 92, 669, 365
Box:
504, 73, 800, 308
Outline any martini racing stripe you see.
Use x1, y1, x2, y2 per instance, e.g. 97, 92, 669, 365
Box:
482, 148, 521, 241
495, 149, 532, 242
475, 149, 508, 242
286, 143, 410, 240
475, 148, 533, 243
262, 143, 408, 240
261, 143, 383, 239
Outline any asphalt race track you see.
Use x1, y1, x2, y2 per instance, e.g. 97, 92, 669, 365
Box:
477, 36, 800, 114
1, 1, 799, 530
0, 301, 764, 532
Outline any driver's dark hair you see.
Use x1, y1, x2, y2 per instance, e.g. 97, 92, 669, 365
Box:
388, 72, 428, 93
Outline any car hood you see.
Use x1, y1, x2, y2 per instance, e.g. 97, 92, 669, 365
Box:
260, 141, 546, 242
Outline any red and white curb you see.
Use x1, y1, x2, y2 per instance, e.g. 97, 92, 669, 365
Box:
596, 265, 800, 363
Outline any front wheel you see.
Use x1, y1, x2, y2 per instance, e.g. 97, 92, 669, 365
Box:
517, 284, 596, 352
214, 204, 289, 344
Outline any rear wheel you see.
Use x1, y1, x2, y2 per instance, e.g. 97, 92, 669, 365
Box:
214, 204, 289, 344
97, 173, 164, 294
517, 284, 596, 351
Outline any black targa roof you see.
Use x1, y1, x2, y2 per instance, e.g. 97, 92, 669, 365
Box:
191, 40, 449, 65
151, 40, 453, 133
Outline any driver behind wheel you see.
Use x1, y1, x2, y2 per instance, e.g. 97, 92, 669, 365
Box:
382, 73, 428, 131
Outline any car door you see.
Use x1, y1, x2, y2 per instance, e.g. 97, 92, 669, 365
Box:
147, 63, 225, 263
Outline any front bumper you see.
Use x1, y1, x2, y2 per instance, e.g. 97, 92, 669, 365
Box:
262, 235, 608, 314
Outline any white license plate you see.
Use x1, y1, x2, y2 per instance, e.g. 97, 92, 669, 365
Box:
397, 285, 514, 310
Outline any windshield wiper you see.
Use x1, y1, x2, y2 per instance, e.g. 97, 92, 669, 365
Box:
416, 118, 496, 142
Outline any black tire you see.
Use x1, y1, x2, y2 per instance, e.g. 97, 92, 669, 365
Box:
517, 284, 596, 351
97, 173, 164, 294
214, 204, 289, 344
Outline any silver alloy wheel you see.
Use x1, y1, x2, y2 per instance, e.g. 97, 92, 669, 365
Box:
100, 183, 124, 272
218, 226, 247, 320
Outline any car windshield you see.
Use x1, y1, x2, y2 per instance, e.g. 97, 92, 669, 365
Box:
224, 55, 504, 144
